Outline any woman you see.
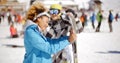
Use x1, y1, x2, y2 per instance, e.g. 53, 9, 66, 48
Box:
23, 1, 76, 63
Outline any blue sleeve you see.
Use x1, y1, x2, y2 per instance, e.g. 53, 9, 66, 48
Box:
47, 36, 70, 54
25, 28, 52, 54
25, 28, 70, 54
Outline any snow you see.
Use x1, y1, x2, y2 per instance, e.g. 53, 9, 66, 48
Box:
77, 31, 120, 63
0, 17, 25, 63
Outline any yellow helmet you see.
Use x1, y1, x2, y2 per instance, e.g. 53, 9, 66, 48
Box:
50, 4, 62, 10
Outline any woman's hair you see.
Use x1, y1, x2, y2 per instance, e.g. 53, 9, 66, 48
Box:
26, 1, 47, 21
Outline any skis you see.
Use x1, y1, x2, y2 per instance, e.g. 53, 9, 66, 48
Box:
69, 15, 78, 63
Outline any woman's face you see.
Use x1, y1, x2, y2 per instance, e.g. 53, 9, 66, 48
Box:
37, 16, 49, 31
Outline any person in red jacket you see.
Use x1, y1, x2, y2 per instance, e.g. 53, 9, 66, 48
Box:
10, 23, 18, 38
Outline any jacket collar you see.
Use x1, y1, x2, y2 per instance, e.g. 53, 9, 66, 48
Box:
24, 20, 47, 41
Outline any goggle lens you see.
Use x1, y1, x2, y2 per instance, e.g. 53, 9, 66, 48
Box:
49, 9, 59, 15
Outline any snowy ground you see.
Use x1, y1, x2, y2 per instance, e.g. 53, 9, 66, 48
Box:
0, 17, 120, 63
0, 0, 120, 63
77, 20, 120, 63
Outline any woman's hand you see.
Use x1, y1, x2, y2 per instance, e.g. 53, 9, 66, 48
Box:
68, 29, 77, 43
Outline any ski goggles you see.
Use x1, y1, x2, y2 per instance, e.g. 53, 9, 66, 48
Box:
49, 9, 60, 15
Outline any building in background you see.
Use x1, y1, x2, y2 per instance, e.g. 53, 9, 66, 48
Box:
0, 0, 26, 14
0, 0, 103, 14
39, 0, 79, 11
28, 0, 79, 11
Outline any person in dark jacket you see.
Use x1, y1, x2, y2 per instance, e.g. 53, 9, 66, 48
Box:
90, 12, 96, 29
108, 10, 114, 32
0, 15, 1, 24
45, 4, 73, 63
23, 1, 76, 63
115, 13, 119, 21
44, 4, 80, 63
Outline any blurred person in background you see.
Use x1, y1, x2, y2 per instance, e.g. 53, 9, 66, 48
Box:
8, 14, 12, 25
17, 13, 22, 24
115, 13, 119, 21
1, 13, 5, 22
0, 15, 1, 24
108, 10, 114, 32
96, 10, 103, 32
80, 12, 87, 29
10, 22, 19, 38
90, 12, 96, 29
23, 1, 76, 63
